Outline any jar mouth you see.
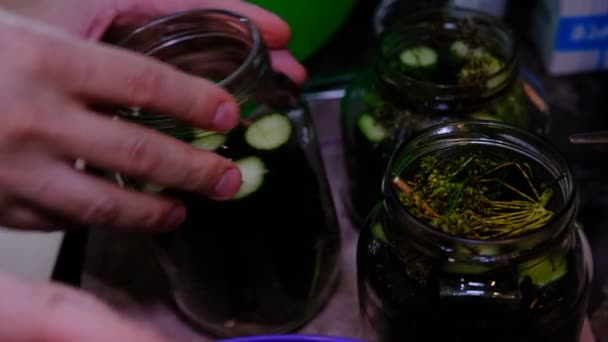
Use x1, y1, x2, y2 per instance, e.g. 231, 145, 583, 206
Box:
377, 6, 518, 98
116, 9, 263, 91
382, 121, 576, 258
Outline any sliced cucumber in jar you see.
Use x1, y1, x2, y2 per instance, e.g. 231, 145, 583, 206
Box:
233, 156, 266, 199
244, 113, 292, 151
450, 40, 471, 59
357, 114, 389, 143
400, 45, 438, 68
517, 254, 568, 287
444, 245, 498, 274
450, 40, 485, 59
191, 131, 226, 151
371, 223, 389, 244
459, 54, 505, 87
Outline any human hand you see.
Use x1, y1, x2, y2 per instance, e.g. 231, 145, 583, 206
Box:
0, 0, 307, 84
0, 0, 307, 232
0, 272, 167, 342
0, 11, 249, 232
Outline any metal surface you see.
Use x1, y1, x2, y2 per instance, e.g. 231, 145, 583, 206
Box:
570, 131, 608, 144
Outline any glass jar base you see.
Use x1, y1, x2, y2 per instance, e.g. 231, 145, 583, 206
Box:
168, 267, 342, 338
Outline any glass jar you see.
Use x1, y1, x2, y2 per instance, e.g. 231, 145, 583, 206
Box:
357, 121, 592, 342
341, 7, 551, 225
113, 9, 341, 338
373, 0, 449, 36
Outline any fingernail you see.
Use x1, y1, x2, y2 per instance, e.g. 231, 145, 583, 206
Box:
213, 167, 242, 199
163, 205, 186, 230
212, 102, 239, 132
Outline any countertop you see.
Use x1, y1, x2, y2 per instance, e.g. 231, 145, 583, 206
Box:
54, 0, 608, 340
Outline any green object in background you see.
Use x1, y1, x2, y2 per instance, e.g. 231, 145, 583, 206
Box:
247, 0, 358, 61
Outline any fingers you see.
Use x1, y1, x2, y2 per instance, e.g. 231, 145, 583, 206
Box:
117, 0, 291, 48
52, 109, 242, 200
0, 204, 71, 232
0, 273, 166, 342
53, 35, 239, 132
9, 162, 189, 232
270, 50, 308, 85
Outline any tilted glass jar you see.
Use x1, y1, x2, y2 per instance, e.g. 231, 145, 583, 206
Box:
341, 7, 551, 226
357, 121, 592, 342
113, 9, 341, 338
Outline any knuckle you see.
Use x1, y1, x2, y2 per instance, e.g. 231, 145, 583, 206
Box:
184, 153, 226, 192
80, 197, 120, 227
140, 202, 172, 228
181, 88, 211, 126
13, 41, 58, 80
39, 286, 74, 313
32, 174, 57, 196
1, 109, 49, 144
124, 134, 157, 178
125, 66, 163, 107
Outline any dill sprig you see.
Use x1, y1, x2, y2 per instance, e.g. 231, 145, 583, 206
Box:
393, 152, 556, 240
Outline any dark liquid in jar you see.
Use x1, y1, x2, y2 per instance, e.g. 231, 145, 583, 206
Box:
357, 224, 590, 342
156, 110, 341, 336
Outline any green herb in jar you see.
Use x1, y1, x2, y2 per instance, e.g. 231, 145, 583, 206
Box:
392, 152, 557, 240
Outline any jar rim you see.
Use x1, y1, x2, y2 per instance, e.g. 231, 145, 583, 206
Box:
382, 121, 577, 256
377, 6, 518, 93
115, 8, 263, 90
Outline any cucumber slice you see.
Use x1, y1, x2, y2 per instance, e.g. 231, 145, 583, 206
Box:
475, 245, 501, 256
451, 40, 485, 59
357, 114, 388, 143
445, 245, 497, 274
244, 113, 292, 151
518, 254, 567, 287
459, 54, 504, 78
450, 40, 470, 59
400, 46, 438, 68
142, 183, 165, 193
191, 131, 226, 151
234, 156, 266, 199
453, 244, 500, 257
371, 223, 389, 244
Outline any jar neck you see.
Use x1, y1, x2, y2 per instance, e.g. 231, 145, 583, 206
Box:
117, 9, 298, 110
381, 121, 578, 264
374, 7, 519, 115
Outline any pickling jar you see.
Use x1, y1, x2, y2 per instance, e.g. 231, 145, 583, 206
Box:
357, 121, 592, 342
112, 9, 341, 338
341, 7, 551, 225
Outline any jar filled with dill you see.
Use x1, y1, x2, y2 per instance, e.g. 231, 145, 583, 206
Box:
357, 121, 592, 342
341, 7, 551, 226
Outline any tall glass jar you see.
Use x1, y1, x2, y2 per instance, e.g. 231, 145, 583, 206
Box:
113, 9, 341, 338
357, 121, 592, 341
341, 7, 551, 225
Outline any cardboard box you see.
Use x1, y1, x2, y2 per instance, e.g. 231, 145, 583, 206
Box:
533, 0, 608, 75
